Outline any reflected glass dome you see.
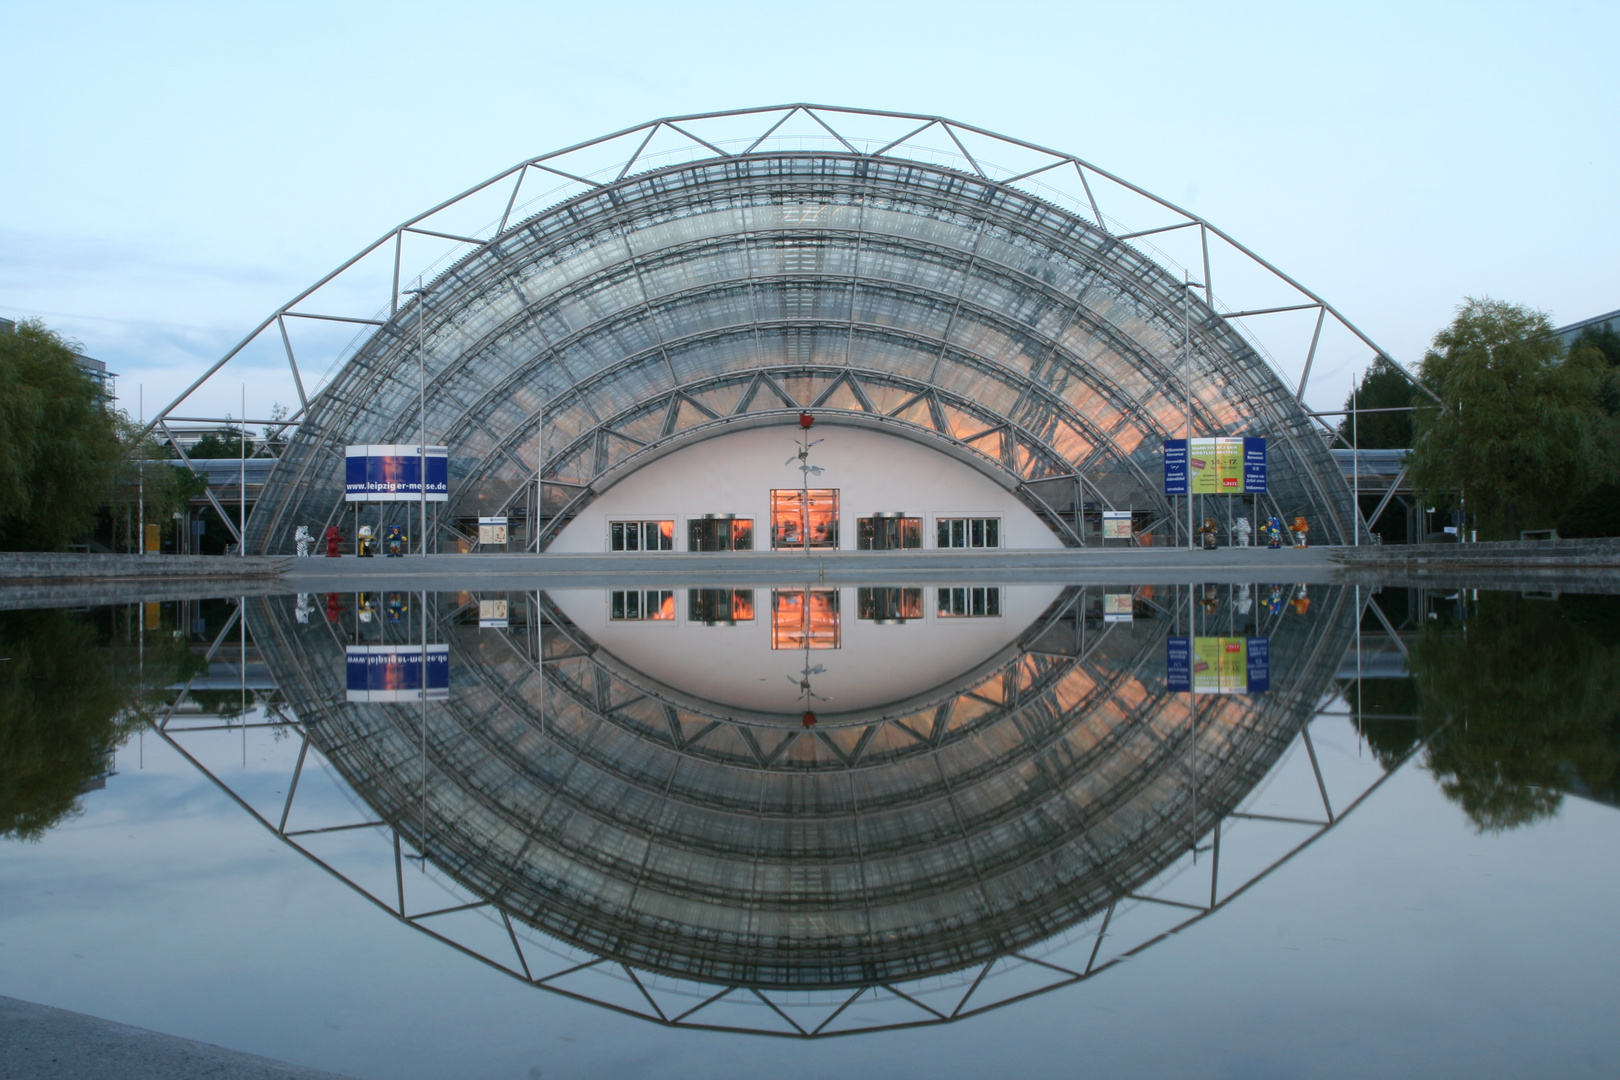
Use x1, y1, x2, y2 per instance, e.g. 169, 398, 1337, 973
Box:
250, 581, 1354, 990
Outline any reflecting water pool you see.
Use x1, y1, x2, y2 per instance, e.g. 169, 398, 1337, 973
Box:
2, 582, 1617, 1079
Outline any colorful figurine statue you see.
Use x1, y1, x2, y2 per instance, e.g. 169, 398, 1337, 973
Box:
295, 593, 313, 624
1235, 583, 1253, 615
1265, 584, 1285, 615
1197, 517, 1219, 550
1290, 516, 1310, 548
385, 592, 408, 622
1290, 584, 1311, 616
385, 524, 405, 557
357, 524, 375, 557
1265, 516, 1284, 549
294, 525, 313, 557
1232, 516, 1252, 547
324, 524, 345, 558
324, 593, 345, 623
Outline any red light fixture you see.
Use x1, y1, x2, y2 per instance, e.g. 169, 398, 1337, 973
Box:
801, 711, 817, 728
798, 411, 814, 429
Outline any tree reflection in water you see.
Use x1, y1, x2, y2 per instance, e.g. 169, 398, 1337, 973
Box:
0, 608, 202, 840
1352, 592, 1620, 831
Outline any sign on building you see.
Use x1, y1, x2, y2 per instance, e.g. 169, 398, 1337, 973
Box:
1163, 437, 1266, 494
345, 445, 448, 503
1101, 510, 1133, 540
345, 644, 450, 702
1167, 636, 1269, 694
477, 516, 508, 546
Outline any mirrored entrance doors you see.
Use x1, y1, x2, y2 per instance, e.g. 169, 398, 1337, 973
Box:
771, 490, 839, 550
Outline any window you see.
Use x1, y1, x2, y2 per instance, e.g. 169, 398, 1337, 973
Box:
771, 490, 839, 550
609, 520, 674, 552
688, 516, 754, 551
610, 590, 675, 621
938, 587, 1001, 618
857, 587, 923, 621
771, 589, 840, 649
937, 517, 1000, 548
688, 588, 755, 624
856, 515, 922, 550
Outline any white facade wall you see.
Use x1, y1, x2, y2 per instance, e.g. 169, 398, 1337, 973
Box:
548, 584, 1063, 715
549, 426, 1064, 553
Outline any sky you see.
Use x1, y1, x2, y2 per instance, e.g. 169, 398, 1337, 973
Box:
1, 1, 1616, 424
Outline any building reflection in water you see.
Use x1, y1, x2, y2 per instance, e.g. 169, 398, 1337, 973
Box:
150, 582, 1398, 1036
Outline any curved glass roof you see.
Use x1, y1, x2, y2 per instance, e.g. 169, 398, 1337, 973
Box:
246, 146, 1359, 551
251, 583, 1355, 990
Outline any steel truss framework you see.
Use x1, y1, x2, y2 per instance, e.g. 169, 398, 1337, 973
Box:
142, 106, 1417, 553
144, 582, 1419, 1037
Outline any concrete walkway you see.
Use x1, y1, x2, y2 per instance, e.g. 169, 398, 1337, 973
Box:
0, 996, 360, 1080
279, 545, 1347, 588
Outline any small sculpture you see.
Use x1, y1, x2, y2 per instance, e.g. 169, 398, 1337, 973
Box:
294, 525, 313, 557
1264, 516, 1284, 549
1232, 516, 1252, 548
323, 524, 345, 558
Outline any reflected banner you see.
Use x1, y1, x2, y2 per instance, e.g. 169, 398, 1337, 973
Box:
345, 444, 449, 503
1167, 636, 1270, 693
1164, 438, 1266, 495
345, 644, 450, 702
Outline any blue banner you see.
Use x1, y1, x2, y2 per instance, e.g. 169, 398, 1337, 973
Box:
1246, 636, 1270, 693
1163, 439, 1188, 495
345, 444, 448, 503
1243, 437, 1268, 493
345, 644, 449, 702
1167, 635, 1191, 692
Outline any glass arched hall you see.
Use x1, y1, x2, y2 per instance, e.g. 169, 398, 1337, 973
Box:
210, 106, 1379, 553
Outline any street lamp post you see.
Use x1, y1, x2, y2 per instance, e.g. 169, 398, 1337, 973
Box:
405, 281, 429, 557
1181, 273, 1204, 552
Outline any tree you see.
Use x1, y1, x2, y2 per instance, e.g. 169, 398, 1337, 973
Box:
1403, 592, 1620, 831
1407, 298, 1616, 539
189, 424, 255, 460
0, 606, 204, 840
0, 320, 126, 551
1337, 356, 1419, 449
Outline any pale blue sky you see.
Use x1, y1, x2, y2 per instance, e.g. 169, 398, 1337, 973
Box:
2, 1, 1615, 420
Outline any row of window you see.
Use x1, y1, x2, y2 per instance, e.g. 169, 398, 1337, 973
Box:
609, 494, 999, 552
609, 587, 1003, 644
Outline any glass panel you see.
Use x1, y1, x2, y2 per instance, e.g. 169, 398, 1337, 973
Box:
610, 589, 675, 620
610, 522, 625, 551
771, 490, 839, 550
938, 586, 1001, 618
770, 589, 840, 649
688, 588, 755, 623
971, 519, 985, 548
985, 518, 1000, 548
857, 587, 923, 621
937, 519, 950, 548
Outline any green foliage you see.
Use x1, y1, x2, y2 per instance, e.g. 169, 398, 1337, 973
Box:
0, 320, 126, 551
1570, 323, 1620, 367
1404, 592, 1620, 831
108, 414, 211, 549
1337, 356, 1418, 449
0, 606, 205, 840
189, 425, 255, 460
0, 610, 138, 839
1408, 298, 1616, 539
1558, 481, 1620, 538
1569, 327, 1620, 417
